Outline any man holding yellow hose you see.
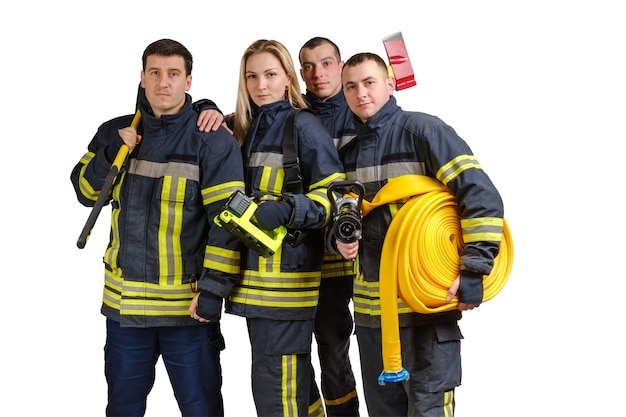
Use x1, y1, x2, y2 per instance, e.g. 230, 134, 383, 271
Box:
334, 52, 505, 417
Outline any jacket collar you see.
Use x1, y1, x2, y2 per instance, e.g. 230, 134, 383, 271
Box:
353, 95, 400, 134
305, 90, 345, 110
140, 94, 194, 132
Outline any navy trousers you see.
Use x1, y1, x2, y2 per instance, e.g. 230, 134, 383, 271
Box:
356, 323, 462, 417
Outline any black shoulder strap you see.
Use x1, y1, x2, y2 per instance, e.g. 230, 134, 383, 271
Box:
283, 109, 303, 194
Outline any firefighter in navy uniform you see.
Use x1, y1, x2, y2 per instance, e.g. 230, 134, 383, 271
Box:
299, 37, 360, 416
336, 53, 504, 417
71, 39, 245, 417
222, 39, 346, 417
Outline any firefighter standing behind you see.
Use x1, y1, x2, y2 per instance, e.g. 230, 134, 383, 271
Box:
298, 37, 360, 416
206, 39, 346, 417
71, 39, 245, 416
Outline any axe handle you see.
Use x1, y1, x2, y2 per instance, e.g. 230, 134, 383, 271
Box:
76, 110, 141, 249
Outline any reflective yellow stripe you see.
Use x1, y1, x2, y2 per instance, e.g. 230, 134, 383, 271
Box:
321, 253, 355, 279
324, 389, 357, 406
229, 289, 319, 308
309, 395, 325, 417
444, 390, 455, 416
436, 154, 481, 185
240, 271, 321, 287
261, 165, 282, 195
77, 152, 98, 201
102, 269, 194, 316
204, 246, 240, 274
230, 268, 321, 308
310, 172, 346, 190
307, 188, 332, 223
104, 171, 126, 267
282, 354, 298, 417
461, 217, 504, 243
353, 277, 414, 316
202, 181, 245, 205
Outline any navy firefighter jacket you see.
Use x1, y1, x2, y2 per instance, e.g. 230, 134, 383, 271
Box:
70, 95, 245, 327
339, 96, 505, 328
304, 89, 356, 150
304, 90, 358, 282
226, 100, 346, 321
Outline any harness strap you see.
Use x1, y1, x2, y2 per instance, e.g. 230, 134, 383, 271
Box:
283, 110, 303, 194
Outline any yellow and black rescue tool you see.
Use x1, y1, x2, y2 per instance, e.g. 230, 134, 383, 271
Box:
76, 110, 142, 249
214, 190, 288, 257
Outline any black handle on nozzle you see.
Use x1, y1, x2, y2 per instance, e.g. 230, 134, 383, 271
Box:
327, 180, 365, 217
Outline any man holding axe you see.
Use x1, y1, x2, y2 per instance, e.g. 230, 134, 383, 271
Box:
70, 38, 245, 417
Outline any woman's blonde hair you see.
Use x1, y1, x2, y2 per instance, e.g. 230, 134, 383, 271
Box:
233, 39, 308, 145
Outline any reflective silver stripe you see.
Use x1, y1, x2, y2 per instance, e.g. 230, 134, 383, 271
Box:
229, 290, 319, 307
347, 161, 425, 183
335, 134, 357, 150
248, 151, 282, 168
127, 159, 199, 181
248, 152, 285, 195
121, 301, 192, 314
238, 273, 321, 287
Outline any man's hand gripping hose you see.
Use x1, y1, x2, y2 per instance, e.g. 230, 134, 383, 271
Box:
359, 175, 514, 385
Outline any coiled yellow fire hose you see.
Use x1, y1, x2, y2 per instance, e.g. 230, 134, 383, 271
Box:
358, 174, 514, 384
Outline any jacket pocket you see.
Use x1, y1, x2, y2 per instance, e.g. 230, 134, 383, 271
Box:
428, 322, 463, 392
156, 175, 198, 203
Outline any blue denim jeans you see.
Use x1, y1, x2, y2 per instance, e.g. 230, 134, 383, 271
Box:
104, 318, 225, 417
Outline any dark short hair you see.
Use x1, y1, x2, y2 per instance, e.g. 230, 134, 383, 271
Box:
142, 39, 193, 75
299, 37, 341, 64
343, 52, 387, 74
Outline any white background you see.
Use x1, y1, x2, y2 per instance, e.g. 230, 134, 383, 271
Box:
2, 1, 624, 416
